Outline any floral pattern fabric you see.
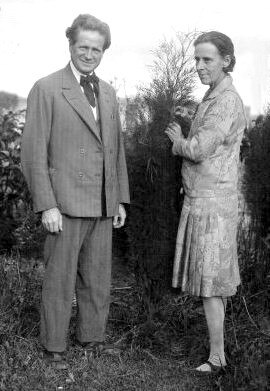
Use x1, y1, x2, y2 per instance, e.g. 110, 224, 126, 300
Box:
172, 75, 246, 297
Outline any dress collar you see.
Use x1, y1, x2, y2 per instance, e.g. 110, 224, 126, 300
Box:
203, 74, 234, 101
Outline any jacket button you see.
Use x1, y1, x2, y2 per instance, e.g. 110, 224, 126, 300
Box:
80, 148, 85, 155
78, 172, 83, 177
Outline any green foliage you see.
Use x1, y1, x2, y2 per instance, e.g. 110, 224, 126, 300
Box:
0, 111, 28, 214
125, 33, 197, 317
126, 111, 183, 316
0, 110, 29, 251
242, 112, 270, 294
226, 111, 270, 390
13, 209, 46, 258
225, 219, 270, 390
0, 110, 44, 255
244, 112, 270, 238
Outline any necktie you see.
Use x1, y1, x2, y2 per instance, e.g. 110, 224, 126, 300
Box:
80, 73, 99, 108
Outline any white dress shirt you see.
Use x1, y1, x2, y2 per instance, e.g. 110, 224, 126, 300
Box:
70, 61, 97, 120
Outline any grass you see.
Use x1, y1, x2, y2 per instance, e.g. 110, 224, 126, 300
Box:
0, 341, 216, 391
0, 252, 269, 391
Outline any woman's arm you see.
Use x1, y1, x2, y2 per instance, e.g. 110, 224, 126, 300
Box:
172, 93, 238, 162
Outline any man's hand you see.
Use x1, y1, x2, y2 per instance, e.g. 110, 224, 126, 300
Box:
42, 207, 63, 233
165, 122, 184, 143
113, 204, 126, 229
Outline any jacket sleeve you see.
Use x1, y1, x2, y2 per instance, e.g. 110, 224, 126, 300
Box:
172, 93, 238, 163
115, 99, 130, 204
21, 82, 57, 213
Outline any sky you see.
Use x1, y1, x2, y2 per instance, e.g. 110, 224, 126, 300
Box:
0, 0, 270, 115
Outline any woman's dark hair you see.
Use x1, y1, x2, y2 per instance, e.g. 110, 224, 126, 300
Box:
194, 31, 236, 72
66, 14, 111, 50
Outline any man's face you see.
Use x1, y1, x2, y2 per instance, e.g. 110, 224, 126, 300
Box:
69, 29, 105, 74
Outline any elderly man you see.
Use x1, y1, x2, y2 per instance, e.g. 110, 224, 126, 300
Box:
21, 14, 130, 368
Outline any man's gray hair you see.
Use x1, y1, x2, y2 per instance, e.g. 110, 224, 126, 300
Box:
66, 14, 111, 50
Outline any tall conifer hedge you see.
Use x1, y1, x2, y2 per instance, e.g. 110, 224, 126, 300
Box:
125, 33, 197, 316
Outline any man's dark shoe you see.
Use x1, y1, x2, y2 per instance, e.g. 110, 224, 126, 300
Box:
43, 350, 68, 370
79, 341, 121, 357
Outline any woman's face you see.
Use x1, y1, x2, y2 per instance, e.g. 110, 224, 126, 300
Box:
194, 42, 231, 88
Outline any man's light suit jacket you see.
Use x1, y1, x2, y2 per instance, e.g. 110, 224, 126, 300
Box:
21, 64, 130, 217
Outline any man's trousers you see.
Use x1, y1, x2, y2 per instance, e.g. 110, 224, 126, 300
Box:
40, 215, 113, 352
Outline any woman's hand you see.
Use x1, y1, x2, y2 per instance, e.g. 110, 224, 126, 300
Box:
165, 122, 184, 143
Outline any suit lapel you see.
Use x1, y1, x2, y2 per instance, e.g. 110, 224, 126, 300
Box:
61, 64, 102, 143
98, 81, 114, 148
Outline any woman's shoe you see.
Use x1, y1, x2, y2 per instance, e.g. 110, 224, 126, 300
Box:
195, 360, 226, 374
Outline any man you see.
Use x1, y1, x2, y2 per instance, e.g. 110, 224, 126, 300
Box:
21, 14, 130, 368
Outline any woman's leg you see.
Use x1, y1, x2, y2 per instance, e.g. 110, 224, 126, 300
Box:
196, 296, 227, 371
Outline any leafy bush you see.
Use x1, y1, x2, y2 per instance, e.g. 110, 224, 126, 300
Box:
227, 111, 270, 390
126, 114, 183, 317
244, 112, 270, 238
242, 112, 270, 294
0, 110, 44, 256
126, 33, 198, 317
0, 110, 28, 250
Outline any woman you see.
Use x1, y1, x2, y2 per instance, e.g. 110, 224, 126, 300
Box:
165, 31, 246, 372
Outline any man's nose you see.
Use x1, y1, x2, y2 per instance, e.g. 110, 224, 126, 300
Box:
84, 49, 93, 59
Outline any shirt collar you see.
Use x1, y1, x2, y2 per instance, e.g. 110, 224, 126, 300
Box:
69, 60, 93, 84
203, 74, 234, 101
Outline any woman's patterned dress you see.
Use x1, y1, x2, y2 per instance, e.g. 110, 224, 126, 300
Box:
172, 75, 247, 297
